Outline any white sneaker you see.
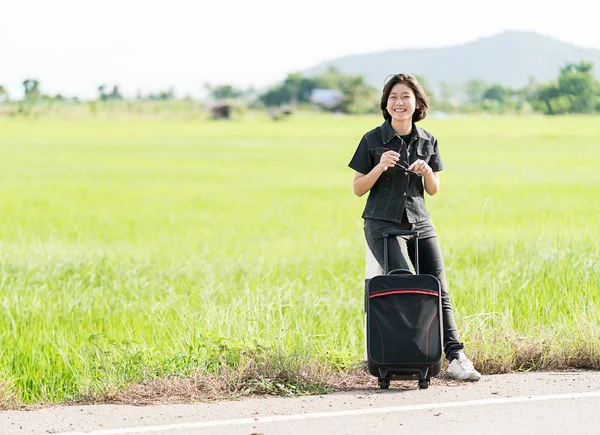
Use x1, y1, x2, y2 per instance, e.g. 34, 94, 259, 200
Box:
447, 353, 481, 381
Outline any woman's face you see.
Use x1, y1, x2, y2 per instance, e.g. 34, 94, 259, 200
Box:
386, 83, 417, 122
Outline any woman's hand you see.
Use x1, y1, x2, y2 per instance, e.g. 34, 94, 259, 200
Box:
378, 150, 400, 171
408, 159, 432, 175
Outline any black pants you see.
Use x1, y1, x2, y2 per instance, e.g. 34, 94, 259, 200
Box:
364, 218, 464, 360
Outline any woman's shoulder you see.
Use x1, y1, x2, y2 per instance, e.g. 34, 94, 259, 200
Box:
414, 125, 437, 142
362, 124, 384, 142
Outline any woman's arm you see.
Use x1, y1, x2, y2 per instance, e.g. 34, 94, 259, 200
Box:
423, 170, 440, 196
353, 150, 399, 197
408, 159, 440, 196
353, 168, 383, 197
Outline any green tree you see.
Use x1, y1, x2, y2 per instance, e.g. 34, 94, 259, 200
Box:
313, 66, 343, 89
260, 86, 290, 107
312, 67, 378, 114
481, 84, 516, 112
337, 74, 378, 114
109, 85, 123, 100
281, 72, 303, 105
98, 85, 107, 101
22, 79, 40, 102
260, 72, 316, 107
482, 84, 508, 103
146, 88, 175, 101
204, 83, 245, 100
98, 84, 123, 101
535, 83, 564, 115
557, 61, 598, 113
258, 67, 377, 114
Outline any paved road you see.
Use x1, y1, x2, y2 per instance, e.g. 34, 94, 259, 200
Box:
1, 371, 599, 435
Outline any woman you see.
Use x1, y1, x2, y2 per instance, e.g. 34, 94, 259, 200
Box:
348, 73, 481, 381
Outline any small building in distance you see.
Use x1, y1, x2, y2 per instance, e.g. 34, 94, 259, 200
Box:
310, 88, 344, 110
210, 102, 233, 120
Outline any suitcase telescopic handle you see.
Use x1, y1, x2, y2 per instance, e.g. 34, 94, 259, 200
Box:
383, 230, 420, 275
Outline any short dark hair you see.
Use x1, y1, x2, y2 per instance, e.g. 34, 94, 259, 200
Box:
380, 74, 429, 122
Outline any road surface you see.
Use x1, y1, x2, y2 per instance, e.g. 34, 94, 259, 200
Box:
1, 371, 599, 435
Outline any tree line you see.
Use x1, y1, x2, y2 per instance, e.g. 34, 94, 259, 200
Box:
433, 62, 599, 115
204, 61, 600, 116
1, 61, 599, 116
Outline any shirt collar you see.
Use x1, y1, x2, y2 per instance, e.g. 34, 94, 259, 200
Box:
381, 120, 431, 145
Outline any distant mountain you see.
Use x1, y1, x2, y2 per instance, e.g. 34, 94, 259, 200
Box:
303, 31, 600, 91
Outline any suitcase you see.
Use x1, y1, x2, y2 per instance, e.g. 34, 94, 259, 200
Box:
365, 230, 443, 389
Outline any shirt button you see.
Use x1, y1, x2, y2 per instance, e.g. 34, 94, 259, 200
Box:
405, 172, 408, 176
403, 192, 407, 196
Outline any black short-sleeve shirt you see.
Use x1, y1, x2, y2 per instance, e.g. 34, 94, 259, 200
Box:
349, 120, 444, 224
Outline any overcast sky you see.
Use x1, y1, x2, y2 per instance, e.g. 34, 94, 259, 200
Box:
1, 0, 599, 99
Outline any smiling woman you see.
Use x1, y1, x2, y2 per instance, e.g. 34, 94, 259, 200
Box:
349, 73, 481, 381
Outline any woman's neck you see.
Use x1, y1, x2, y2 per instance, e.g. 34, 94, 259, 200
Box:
391, 119, 412, 136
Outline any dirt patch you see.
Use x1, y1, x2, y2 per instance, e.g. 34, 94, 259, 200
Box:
66, 366, 466, 407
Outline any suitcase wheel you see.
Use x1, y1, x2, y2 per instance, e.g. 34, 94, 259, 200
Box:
418, 378, 430, 389
378, 377, 390, 389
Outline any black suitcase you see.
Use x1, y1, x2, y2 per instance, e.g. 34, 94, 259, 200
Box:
365, 230, 443, 389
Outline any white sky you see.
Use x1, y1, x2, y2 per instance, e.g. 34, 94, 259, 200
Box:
1, 0, 599, 99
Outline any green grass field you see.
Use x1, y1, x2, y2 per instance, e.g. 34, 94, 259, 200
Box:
0, 113, 598, 406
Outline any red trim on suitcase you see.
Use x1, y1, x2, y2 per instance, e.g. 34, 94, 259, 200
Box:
369, 290, 439, 299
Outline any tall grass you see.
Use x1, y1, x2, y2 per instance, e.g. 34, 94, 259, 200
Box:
0, 114, 598, 405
